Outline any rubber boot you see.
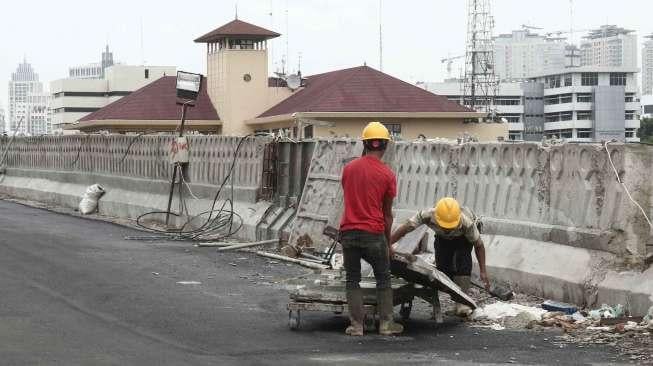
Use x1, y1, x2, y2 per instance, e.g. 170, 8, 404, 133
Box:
377, 288, 404, 335
453, 276, 473, 317
345, 289, 364, 336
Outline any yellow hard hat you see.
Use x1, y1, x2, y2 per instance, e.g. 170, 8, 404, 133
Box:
362, 121, 391, 140
434, 197, 461, 229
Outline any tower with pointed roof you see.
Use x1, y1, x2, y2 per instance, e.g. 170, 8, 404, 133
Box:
195, 19, 285, 135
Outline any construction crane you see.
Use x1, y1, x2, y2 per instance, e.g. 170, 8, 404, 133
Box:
545, 28, 592, 38
521, 24, 543, 31
440, 55, 465, 79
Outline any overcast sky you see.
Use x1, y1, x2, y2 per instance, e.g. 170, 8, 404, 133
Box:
1, 0, 651, 109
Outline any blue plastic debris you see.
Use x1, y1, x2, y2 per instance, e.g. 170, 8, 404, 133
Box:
541, 300, 577, 315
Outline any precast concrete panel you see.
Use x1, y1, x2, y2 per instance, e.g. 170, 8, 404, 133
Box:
521, 82, 545, 141
593, 86, 626, 142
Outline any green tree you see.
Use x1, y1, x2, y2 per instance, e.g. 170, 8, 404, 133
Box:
638, 117, 653, 143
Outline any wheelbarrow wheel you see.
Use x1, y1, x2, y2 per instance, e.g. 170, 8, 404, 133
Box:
289, 310, 301, 330
400, 301, 412, 321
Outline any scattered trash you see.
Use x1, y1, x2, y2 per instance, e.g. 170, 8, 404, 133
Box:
588, 304, 624, 320
471, 301, 547, 321
541, 300, 577, 315
571, 312, 586, 323
490, 323, 505, 331
79, 184, 105, 214
176, 281, 201, 285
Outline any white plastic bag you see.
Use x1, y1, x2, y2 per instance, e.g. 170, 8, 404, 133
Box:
79, 184, 105, 214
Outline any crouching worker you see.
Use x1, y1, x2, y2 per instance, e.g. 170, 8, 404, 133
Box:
339, 122, 403, 336
390, 197, 490, 317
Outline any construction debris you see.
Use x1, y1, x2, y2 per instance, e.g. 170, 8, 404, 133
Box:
256, 251, 329, 270
216, 239, 279, 252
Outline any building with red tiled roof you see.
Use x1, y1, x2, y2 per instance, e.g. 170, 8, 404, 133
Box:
73, 76, 220, 133
72, 18, 507, 140
248, 65, 505, 140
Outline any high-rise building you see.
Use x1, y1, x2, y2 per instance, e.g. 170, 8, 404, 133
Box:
421, 66, 640, 143
69, 45, 115, 79
8, 59, 50, 135
494, 30, 567, 81
580, 25, 637, 68
642, 34, 653, 96
0, 104, 5, 133
51, 64, 176, 130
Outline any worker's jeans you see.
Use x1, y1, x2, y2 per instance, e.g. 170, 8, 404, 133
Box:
435, 235, 473, 279
340, 230, 391, 290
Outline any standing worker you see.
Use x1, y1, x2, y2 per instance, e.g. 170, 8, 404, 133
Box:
339, 122, 403, 336
390, 197, 490, 317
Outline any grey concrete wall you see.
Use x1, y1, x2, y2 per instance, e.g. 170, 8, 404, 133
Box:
287, 139, 653, 312
291, 139, 652, 258
594, 86, 626, 142
0, 135, 271, 241
521, 82, 545, 141
0, 135, 266, 191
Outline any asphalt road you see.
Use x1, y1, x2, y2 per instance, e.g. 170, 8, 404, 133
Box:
0, 199, 628, 365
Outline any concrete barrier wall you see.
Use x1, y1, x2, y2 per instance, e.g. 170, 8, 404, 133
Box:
0, 135, 265, 190
288, 139, 653, 313
291, 140, 653, 258
0, 135, 271, 241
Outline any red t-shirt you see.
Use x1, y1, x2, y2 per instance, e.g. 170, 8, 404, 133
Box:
339, 155, 397, 234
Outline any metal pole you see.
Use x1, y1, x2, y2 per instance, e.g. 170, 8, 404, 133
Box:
0, 116, 25, 170
165, 102, 189, 227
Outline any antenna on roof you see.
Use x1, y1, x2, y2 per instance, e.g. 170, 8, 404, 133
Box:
140, 17, 145, 65
235, 1, 238, 19
285, 0, 289, 75
269, 0, 275, 73
379, 0, 383, 71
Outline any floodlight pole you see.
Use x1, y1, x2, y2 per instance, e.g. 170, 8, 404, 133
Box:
165, 100, 192, 227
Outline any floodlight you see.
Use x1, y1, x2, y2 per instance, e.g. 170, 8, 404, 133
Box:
176, 71, 203, 101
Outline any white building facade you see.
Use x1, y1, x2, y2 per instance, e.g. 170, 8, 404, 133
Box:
580, 26, 638, 69
69, 45, 115, 79
50, 65, 176, 130
494, 30, 567, 81
420, 67, 640, 143
0, 105, 5, 133
642, 34, 653, 96
7, 60, 50, 135
641, 95, 653, 118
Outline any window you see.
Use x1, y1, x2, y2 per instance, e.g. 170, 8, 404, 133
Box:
544, 95, 559, 105
564, 74, 572, 86
303, 125, 314, 139
644, 105, 653, 114
576, 93, 593, 103
625, 93, 635, 103
609, 72, 626, 86
498, 114, 521, 123
545, 112, 573, 122
625, 128, 636, 138
560, 94, 572, 104
560, 111, 573, 121
545, 75, 561, 88
576, 111, 592, 120
383, 123, 402, 138
508, 131, 522, 141
581, 73, 598, 86
545, 129, 573, 138
625, 111, 636, 120
577, 129, 592, 138
144, 69, 149, 79
494, 97, 521, 105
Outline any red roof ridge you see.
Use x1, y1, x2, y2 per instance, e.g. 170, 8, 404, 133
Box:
195, 19, 280, 43
79, 77, 171, 122
257, 65, 474, 117
300, 66, 365, 112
